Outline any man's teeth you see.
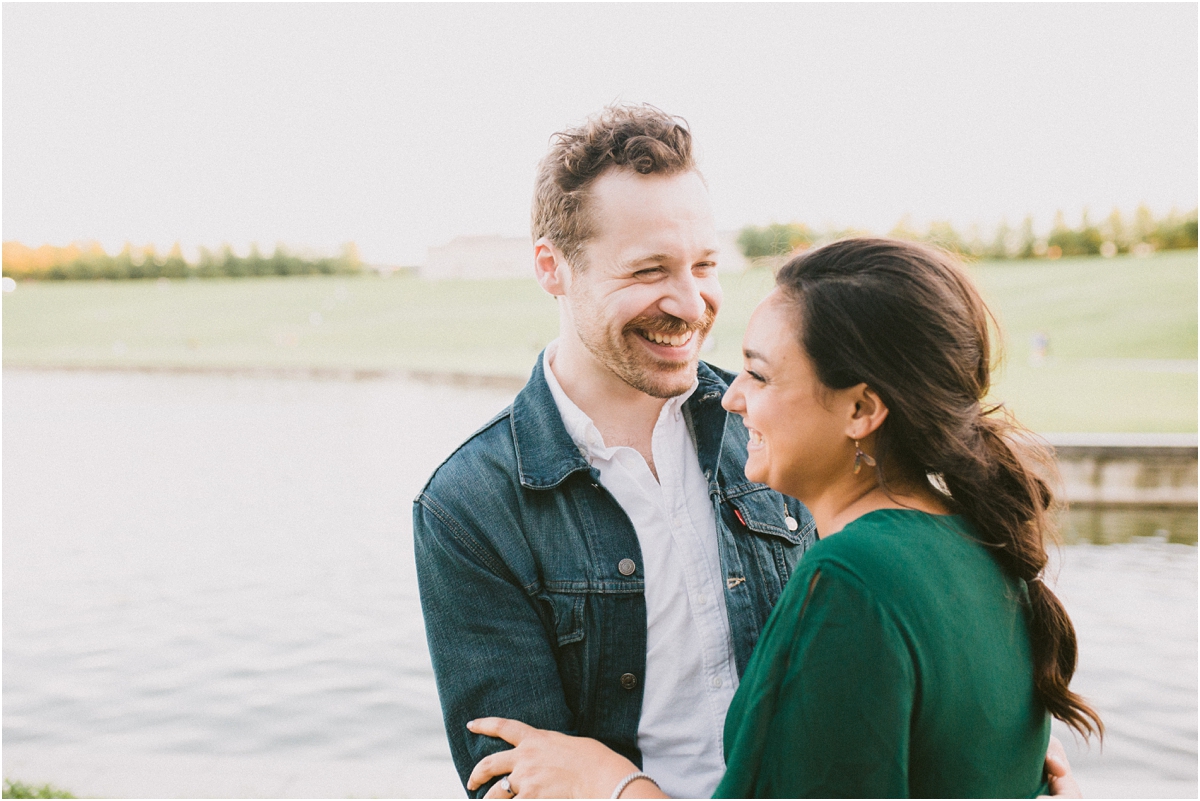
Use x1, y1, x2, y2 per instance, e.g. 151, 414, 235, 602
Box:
643, 331, 693, 347
749, 429, 763, 445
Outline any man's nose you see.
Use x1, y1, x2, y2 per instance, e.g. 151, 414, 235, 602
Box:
660, 272, 708, 323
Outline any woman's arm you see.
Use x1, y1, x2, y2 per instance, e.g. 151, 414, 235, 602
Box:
466, 718, 669, 799
715, 565, 914, 798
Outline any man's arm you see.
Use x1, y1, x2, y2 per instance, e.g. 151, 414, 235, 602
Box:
413, 495, 575, 797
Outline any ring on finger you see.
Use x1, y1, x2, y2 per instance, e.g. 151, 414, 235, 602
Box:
500, 775, 514, 796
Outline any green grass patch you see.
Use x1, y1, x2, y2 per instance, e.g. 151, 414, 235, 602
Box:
3, 251, 1195, 432
3, 780, 74, 799
2, 274, 559, 376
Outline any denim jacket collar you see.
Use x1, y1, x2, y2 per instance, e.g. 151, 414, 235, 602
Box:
511, 351, 732, 491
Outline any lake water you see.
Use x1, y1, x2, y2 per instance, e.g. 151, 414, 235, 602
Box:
3, 370, 1195, 798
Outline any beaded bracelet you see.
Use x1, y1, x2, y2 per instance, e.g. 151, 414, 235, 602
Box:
611, 771, 660, 799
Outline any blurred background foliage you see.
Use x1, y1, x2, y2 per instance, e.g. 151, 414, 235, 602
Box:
5, 207, 1195, 282
1, 242, 363, 281
738, 206, 1198, 262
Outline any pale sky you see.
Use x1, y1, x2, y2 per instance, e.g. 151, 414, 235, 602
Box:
4, 3, 1196, 266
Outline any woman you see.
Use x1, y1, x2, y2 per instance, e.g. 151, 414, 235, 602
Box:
467, 238, 1101, 798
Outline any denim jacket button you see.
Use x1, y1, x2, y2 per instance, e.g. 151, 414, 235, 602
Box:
620, 673, 638, 690
617, 558, 637, 576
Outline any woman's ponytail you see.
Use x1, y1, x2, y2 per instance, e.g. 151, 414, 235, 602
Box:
954, 413, 1104, 740
777, 238, 1103, 740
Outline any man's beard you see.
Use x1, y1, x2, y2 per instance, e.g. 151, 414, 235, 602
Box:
578, 306, 717, 399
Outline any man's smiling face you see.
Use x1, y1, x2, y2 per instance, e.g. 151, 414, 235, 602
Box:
560, 168, 722, 399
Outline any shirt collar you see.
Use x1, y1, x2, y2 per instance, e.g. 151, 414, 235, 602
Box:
542, 340, 699, 460
508, 349, 730, 491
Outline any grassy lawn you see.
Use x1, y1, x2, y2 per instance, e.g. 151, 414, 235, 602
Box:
973, 251, 1196, 432
3, 250, 1195, 432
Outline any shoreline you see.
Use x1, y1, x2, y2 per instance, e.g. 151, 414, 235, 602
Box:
6, 364, 1196, 510
4, 363, 1194, 433
2, 362, 529, 391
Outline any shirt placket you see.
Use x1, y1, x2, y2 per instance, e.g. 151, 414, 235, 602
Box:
652, 399, 738, 753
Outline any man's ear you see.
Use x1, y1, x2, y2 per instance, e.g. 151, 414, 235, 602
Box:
845, 384, 889, 441
534, 237, 571, 297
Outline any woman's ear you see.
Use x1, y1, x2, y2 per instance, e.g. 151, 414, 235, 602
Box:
845, 384, 889, 441
534, 238, 571, 297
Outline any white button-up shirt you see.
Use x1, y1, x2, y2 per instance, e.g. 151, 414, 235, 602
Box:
544, 344, 738, 798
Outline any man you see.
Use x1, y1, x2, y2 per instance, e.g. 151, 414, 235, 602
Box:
414, 104, 811, 798
414, 105, 1078, 799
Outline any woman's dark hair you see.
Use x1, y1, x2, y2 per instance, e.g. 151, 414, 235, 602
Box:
776, 237, 1102, 740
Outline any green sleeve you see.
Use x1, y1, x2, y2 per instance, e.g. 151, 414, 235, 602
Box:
716, 562, 916, 798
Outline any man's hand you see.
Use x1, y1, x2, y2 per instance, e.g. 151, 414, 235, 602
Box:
1041, 735, 1082, 798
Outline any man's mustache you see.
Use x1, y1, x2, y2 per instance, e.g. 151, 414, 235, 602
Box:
624, 306, 717, 338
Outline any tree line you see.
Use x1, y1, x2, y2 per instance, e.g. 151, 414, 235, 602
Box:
737, 206, 1199, 261
6, 205, 1196, 281
1, 241, 363, 281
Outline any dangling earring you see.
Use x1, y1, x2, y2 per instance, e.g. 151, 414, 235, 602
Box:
852, 440, 876, 475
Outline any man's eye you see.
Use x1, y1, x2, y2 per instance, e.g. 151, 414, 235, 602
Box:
633, 267, 663, 278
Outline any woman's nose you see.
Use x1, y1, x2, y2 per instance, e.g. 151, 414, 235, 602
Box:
721, 378, 744, 414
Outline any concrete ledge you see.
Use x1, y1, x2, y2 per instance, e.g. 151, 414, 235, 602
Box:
1043, 434, 1198, 507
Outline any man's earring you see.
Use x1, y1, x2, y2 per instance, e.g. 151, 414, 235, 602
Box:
852, 440, 876, 475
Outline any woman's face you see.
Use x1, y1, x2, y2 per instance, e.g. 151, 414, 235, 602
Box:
722, 288, 857, 501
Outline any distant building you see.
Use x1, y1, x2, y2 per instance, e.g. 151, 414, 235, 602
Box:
422, 235, 532, 280
420, 231, 748, 280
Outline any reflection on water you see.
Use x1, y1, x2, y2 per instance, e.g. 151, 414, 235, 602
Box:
1048, 539, 1196, 798
1062, 505, 1198, 546
2, 371, 1196, 798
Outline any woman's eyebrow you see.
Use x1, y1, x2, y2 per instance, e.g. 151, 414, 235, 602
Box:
743, 348, 769, 363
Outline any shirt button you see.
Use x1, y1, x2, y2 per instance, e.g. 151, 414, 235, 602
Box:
711, 677, 723, 688
697, 594, 707, 605
620, 673, 638, 690
618, 558, 637, 576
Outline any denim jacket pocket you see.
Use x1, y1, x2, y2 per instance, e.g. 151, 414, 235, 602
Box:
725, 485, 806, 545
723, 486, 810, 604
541, 591, 586, 647
538, 591, 589, 720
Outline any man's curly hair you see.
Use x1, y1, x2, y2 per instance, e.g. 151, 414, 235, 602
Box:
531, 104, 697, 268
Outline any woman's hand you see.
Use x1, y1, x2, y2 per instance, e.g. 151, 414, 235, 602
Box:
466, 717, 658, 798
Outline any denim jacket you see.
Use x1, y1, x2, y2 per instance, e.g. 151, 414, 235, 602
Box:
413, 356, 816, 795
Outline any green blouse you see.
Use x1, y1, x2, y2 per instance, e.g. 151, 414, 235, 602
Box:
715, 510, 1050, 798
